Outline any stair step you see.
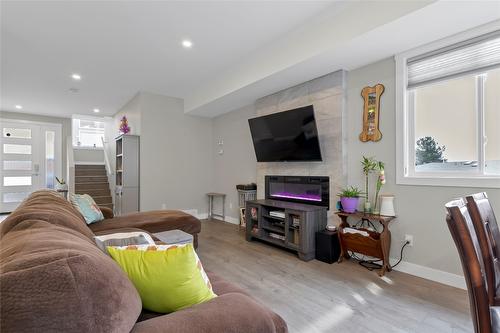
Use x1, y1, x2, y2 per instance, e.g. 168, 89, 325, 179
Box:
75, 176, 108, 183
99, 203, 114, 210
75, 164, 105, 170
92, 196, 113, 204
75, 182, 110, 191
75, 169, 106, 177
75, 189, 111, 197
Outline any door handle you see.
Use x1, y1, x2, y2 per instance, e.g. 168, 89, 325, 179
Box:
32, 163, 40, 176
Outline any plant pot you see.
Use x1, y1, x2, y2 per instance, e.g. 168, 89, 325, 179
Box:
340, 197, 359, 213
55, 183, 68, 191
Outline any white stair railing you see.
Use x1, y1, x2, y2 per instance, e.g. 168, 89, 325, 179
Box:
101, 137, 114, 177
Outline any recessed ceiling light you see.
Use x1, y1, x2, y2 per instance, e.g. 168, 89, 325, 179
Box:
93, 108, 100, 113
182, 40, 193, 48
15, 105, 22, 109
71, 73, 82, 80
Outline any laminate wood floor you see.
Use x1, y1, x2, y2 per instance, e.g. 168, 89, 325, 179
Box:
197, 219, 472, 333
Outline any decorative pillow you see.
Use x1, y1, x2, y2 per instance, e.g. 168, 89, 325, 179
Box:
69, 193, 104, 224
107, 243, 216, 313
94, 232, 156, 255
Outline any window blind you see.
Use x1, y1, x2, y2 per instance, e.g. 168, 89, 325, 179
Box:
407, 30, 500, 88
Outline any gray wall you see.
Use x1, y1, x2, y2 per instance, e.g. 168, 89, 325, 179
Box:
139, 92, 214, 214
255, 71, 346, 226
346, 58, 500, 275
212, 104, 257, 222
0, 111, 71, 180
73, 149, 103, 163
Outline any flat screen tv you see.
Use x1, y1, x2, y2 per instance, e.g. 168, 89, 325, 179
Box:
248, 105, 322, 162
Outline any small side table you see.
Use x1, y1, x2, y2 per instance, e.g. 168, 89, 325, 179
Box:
336, 211, 396, 276
206, 192, 226, 221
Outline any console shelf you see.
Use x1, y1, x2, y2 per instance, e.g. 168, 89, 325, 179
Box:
245, 199, 327, 261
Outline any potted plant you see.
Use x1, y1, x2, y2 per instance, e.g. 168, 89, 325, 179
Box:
338, 186, 363, 213
55, 177, 68, 191
361, 156, 378, 213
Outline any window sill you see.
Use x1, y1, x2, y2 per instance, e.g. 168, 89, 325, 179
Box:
72, 146, 104, 151
396, 175, 500, 189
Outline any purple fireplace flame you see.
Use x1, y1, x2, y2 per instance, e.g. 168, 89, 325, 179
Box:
271, 192, 322, 202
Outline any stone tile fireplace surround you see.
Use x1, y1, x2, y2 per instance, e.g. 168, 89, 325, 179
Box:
255, 70, 346, 225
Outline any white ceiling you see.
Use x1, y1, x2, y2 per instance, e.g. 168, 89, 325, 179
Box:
1, 1, 499, 119
1, 0, 335, 117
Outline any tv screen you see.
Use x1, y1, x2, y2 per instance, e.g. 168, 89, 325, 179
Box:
248, 105, 322, 162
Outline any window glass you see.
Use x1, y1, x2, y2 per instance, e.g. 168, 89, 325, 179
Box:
3, 192, 30, 203
484, 67, 500, 175
2, 128, 31, 139
3, 144, 32, 154
3, 176, 32, 186
3, 160, 32, 171
46, 131, 55, 188
413, 74, 477, 173
72, 118, 105, 148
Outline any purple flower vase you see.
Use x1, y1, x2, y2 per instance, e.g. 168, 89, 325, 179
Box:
340, 197, 359, 213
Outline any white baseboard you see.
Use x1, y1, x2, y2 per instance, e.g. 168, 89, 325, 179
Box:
224, 216, 240, 225
391, 259, 466, 290
182, 209, 239, 225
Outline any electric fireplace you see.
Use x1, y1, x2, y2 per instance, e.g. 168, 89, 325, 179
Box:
265, 175, 329, 210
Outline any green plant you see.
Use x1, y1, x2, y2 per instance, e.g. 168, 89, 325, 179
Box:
338, 186, 363, 198
373, 161, 386, 212
416, 136, 446, 165
55, 177, 66, 185
361, 156, 378, 201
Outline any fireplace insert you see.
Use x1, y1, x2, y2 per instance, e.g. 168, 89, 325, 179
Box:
265, 175, 329, 210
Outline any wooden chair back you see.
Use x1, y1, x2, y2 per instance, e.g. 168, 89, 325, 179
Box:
466, 192, 500, 305
445, 198, 491, 333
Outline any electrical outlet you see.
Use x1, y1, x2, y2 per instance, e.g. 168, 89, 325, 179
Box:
161, 203, 167, 210
229, 202, 233, 209
404, 234, 414, 247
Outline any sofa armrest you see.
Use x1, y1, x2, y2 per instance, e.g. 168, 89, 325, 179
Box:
99, 206, 114, 219
131, 293, 287, 333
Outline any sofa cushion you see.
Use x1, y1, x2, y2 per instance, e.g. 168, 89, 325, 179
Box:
132, 293, 286, 333
89, 210, 201, 236
108, 243, 216, 313
0, 190, 95, 241
94, 231, 155, 254
69, 193, 105, 224
0, 192, 142, 333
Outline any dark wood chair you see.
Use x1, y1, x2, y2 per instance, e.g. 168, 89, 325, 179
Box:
445, 198, 499, 333
466, 192, 500, 306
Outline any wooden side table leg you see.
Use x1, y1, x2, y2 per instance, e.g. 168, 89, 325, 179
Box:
338, 216, 350, 263
379, 220, 392, 276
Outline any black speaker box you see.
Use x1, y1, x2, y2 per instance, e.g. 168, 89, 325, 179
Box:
315, 230, 341, 264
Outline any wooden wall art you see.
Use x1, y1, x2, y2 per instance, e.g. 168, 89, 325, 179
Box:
359, 84, 384, 142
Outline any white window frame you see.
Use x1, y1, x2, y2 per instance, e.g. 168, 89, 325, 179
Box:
72, 115, 105, 150
396, 22, 500, 188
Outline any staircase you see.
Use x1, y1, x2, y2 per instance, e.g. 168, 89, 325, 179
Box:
75, 164, 113, 211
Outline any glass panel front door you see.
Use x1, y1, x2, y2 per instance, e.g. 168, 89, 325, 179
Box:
0, 120, 62, 213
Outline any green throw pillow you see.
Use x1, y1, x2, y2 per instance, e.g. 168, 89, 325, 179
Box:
107, 243, 216, 313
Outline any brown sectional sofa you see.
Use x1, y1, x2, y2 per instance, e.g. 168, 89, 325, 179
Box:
0, 190, 287, 333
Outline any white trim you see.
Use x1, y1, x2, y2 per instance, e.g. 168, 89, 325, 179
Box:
224, 216, 240, 225
391, 259, 466, 290
0, 118, 63, 129
73, 146, 104, 151
396, 21, 500, 188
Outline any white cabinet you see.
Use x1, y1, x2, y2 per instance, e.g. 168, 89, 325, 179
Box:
115, 135, 139, 215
